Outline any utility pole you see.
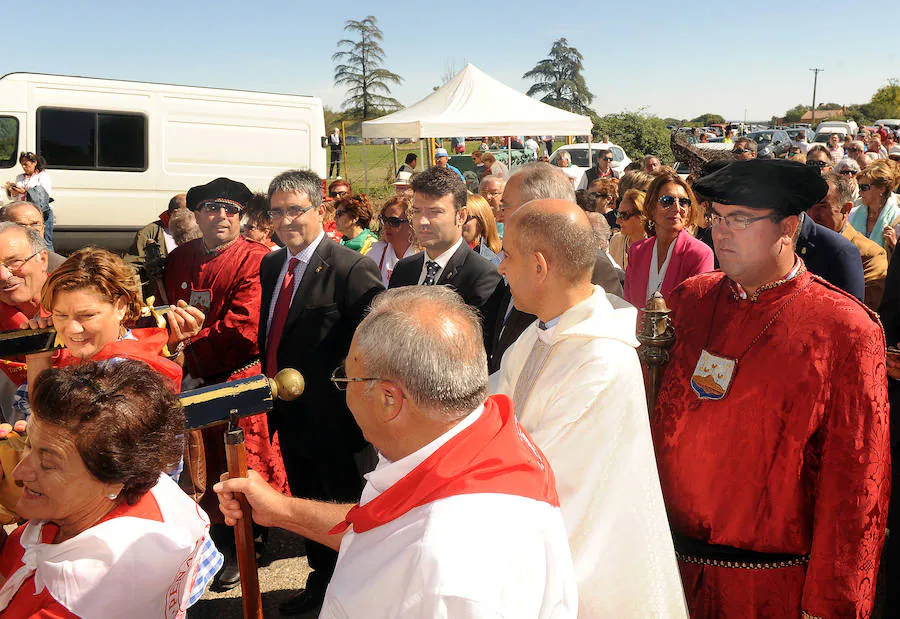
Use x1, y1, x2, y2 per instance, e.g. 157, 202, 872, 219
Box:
809, 68, 823, 127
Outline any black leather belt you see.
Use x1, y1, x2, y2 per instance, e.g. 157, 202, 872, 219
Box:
673, 534, 810, 570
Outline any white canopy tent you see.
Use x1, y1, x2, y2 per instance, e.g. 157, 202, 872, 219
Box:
361, 63, 593, 139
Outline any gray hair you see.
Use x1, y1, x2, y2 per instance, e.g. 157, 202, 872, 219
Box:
834, 157, 861, 173
823, 172, 854, 205
849, 140, 866, 152
587, 212, 611, 251
511, 162, 576, 204
267, 169, 323, 208
354, 287, 488, 420
479, 174, 506, 190
0, 221, 47, 253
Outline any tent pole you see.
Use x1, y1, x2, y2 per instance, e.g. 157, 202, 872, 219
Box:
588, 134, 593, 180
420, 139, 424, 172
392, 139, 398, 177
507, 136, 511, 169
363, 139, 369, 193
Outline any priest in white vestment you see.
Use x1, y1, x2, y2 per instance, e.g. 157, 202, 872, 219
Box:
491, 198, 687, 618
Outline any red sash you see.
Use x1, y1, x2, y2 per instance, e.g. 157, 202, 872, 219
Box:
330, 394, 558, 535
55, 328, 182, 392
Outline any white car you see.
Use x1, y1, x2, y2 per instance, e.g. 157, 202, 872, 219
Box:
548, 143, 632, 187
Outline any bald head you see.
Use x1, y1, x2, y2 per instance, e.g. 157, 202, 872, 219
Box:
507, 199, 596, 284
168, 193, 187, 213
502, 163, 575, 218
0, 201, 45, 235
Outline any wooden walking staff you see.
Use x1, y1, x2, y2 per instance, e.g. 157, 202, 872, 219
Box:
637, 292, 676, 412
179, 368, 305, 619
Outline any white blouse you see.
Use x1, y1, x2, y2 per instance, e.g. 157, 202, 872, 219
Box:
646, 235, 677, 303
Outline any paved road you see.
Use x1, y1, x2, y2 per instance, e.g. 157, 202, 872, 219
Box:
188, 528, 318, 618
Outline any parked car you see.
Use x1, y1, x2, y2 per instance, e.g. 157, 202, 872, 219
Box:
786, 128, 815, 143
548, 143, 632, 186
747, 130, 792, 158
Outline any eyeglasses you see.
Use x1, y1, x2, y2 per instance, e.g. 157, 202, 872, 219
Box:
616, 210, 638, 221
732, 148, 751, 155
588, 192, 612, 201
705, 211, 771, 230
380, 215, 409, 227
805, 160, 828, 168
0, 250, 40, 274
838, 169, 857, 176
658, 195, 692, 209
330, 364, 382, 391
199, 200, 243, 216
858, 183, 873, 191
267, 204, 316, 221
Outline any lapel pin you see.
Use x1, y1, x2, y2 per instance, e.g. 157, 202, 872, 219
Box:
316, 266, 323, 273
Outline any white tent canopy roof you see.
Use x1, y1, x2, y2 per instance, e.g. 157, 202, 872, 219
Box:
361, 64, 593, 139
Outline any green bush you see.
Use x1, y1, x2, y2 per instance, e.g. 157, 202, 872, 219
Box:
591, 110, 674, 165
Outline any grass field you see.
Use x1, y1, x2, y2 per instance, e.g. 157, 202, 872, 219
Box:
332, 140, 564, 202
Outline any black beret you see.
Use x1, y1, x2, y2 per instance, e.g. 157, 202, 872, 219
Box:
186, 177, 253, 211
692, 159, 827, 217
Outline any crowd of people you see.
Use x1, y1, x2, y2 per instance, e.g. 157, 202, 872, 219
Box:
0, 128, 896, 618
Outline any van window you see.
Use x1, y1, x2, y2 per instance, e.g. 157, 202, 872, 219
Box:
37, 108, 147, 171
0, 117, 18, 169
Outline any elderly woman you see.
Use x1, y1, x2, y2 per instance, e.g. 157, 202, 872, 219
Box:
17, 248, 202, 420
480, 152, 509, 180
0, 361, 219, 617
462, 194, 502, 266
624, 170, 714, 308
365, 195, 418, 286
849, 160, 900, 252
609, 189, 648, 270
335, 194, 377, 255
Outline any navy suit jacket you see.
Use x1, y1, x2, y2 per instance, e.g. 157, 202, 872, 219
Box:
797, 214, 864, 302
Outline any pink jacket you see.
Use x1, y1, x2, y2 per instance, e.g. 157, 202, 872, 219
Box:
623, 231, 714, 308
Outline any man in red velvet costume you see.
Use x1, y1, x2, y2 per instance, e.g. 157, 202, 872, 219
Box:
652, 159, 890, 619
164, 177, 288, 591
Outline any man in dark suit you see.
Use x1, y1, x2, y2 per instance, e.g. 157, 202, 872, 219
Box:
388, 166, 501, 317
259, 169, 384, 615
796, 211, 865, 302
485, 163, 625, 373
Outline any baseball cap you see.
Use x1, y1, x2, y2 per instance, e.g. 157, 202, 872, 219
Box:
434, 148, 449, 158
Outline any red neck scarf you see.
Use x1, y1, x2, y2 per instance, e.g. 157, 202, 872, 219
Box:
55, 328, 182, 393
330, 394, 558, 535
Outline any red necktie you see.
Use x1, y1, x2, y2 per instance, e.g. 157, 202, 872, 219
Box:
265, 257, 299, 377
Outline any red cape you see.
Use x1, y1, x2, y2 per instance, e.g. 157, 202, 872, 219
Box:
55, 328, 182, 392
331, 394, 558, 535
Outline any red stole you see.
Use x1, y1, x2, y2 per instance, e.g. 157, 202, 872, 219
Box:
330, 394, 558, 535
55, 328, 182, 392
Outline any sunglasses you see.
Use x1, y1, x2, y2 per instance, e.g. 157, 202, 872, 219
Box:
380, 215, 409, 227
805, 160, 828, 168
658, 195, 692, 209
335, 209, 348, 217
588, 192, 612, 201
616, 210, 638, 221
329, 190, 349, 198
602, 157, 613, 162
839, 170, 857, 176
858, 183, 873, 191
198, 200, 242, 216
732, 148, 750, 154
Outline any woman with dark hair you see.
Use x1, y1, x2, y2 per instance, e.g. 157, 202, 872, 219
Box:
623, 170, 715, 308
365, 195, 418, 285
335, 194, 377, 254
4, 153, 53, 248
0, 361, 220, 617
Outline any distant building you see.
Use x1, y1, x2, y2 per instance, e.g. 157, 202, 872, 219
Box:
801, 108, 847, 123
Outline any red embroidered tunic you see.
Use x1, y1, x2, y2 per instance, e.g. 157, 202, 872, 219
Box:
652, 268, 890, 619
164, 237, 288, 502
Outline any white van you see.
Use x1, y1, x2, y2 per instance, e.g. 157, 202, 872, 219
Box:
815, 120, 859, 137
0, 73, 327, 251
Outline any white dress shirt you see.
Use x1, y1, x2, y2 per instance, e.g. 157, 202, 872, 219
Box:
416, 236, 464, 285
320, 404, 578, 619
265, 230, 325, 335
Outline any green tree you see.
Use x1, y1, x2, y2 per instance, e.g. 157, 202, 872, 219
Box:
591, 109, 673, 164
690, 113, 725, 126
861, 79, 900, 120
523, 38, 594, 114
332, 16, 403, 120
783, 104, 811, 123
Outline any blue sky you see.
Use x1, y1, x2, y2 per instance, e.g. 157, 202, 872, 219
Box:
10, 0, 899, 122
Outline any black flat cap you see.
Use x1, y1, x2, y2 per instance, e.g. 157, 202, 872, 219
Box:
186, 177, 253, 211
692, 159, 827, 217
